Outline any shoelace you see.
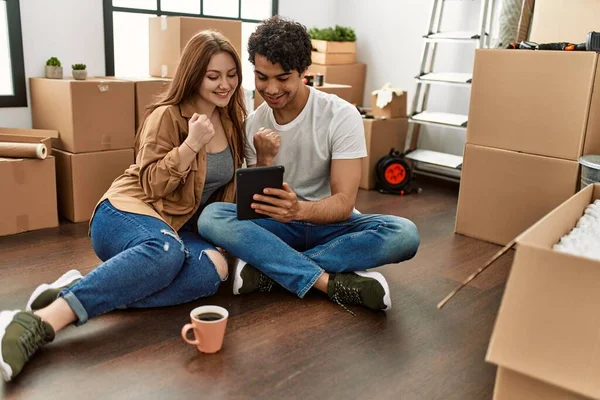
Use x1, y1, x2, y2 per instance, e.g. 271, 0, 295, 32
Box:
331, 281, 362, 316
18, 320, 48, 360
257, 273, 274, 292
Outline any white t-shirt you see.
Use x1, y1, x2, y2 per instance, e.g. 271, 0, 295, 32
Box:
245, 87, 367, 201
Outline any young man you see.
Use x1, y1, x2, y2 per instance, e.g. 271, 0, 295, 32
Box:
198, 16, 420, 312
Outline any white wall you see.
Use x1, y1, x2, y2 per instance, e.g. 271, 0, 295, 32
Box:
278, 0, 337, 31
0, 0, 105, 128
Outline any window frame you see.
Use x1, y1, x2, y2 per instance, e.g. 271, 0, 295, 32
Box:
102, 0, 278, 76
0, 0, 27, 108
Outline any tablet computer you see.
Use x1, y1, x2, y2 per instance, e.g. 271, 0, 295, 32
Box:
236, 165, 285, 220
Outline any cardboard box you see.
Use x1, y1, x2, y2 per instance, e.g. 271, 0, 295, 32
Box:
455, 144, 579, 245
467, 50, 600, 161
311, 51, 356, 65
308, 63, 366, 106
108, 77, 172, 131
494, 368, 589, 400
360, 117, 408, 190
311, 39, 356, 54
371, 90, 407, 119
254, 83, 353, 109
487, 183, 600, 399
529, 0, 600, 43
30, 78, 135, 153
0, 129, 59, 236
317, 83, 353, 103
149, 17, 242, 78
54, 148, 134, 222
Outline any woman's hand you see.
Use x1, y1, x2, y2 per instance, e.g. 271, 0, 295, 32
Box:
185, 113, 215, 152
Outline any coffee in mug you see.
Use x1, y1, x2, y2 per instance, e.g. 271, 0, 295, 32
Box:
181, 305, 229, 354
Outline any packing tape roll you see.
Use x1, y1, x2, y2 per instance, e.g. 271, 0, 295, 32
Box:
0, 142, 47, 159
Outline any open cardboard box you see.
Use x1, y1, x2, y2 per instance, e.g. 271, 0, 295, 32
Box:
0, 128, 59, 236
487, 183, 600, 399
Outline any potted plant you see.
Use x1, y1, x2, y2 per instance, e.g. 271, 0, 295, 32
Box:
71, 63, 87, 80
45, 57, 63, 79
309, 25, 357, 54
309, 25, 357, 65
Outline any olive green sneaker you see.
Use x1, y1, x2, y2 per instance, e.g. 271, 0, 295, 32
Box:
26, 269, 83, 312
327, 271, 392, 314
232, 260, 275, 295
0, 310, 55, 382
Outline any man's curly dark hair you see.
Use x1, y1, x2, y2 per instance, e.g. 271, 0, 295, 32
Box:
248, 16, 312, 74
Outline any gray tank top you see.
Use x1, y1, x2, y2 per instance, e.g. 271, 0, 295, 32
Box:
180, 146, 234, 233
200, 146, 234, 206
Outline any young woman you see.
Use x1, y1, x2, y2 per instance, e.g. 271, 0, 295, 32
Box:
0, 30, 246, 382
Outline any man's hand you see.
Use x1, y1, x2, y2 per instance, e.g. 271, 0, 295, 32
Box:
254, 127, 280, 166
252, 183, 303, 223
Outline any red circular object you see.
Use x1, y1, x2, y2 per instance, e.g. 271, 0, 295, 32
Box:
384, 163, 406, 185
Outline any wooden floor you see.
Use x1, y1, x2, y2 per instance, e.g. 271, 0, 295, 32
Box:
0, 177, 513, 400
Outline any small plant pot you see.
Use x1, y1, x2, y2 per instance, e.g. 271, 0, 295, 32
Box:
72, 70, 88, 80
45, 65, 63, 79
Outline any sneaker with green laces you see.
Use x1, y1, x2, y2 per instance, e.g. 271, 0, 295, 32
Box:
232, 260, 275, 295
26, 269, 83, 312
0, 310, 55, 382
327, 271, 392, 313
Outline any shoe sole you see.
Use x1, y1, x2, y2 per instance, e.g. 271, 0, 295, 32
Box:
355, 271, 392, 311
25, 269, 83, 312
0, 310, 19, 382
232, 259, 246, 295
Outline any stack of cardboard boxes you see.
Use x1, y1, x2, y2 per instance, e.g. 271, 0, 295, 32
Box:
30, 78, 136, 223
479, 2, 600, 398
0, 128, 59, 236
360, 91, 409, 190
455, 49, 600, 246
308, 39, 367, 106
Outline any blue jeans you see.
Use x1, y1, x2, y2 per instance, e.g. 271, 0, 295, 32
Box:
59, 200, 224, 326
198, 203, 420, 298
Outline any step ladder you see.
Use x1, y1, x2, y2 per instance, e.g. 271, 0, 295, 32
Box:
404, 0, 496, 182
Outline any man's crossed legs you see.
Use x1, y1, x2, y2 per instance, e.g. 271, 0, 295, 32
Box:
198, 203, 420, 312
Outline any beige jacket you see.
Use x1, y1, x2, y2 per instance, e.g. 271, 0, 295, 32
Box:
94, 102, 243, 232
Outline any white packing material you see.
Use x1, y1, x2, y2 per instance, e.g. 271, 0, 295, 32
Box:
553, 199, 600, 261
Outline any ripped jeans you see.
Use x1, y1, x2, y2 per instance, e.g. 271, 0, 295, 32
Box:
59, 200, 225, 326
